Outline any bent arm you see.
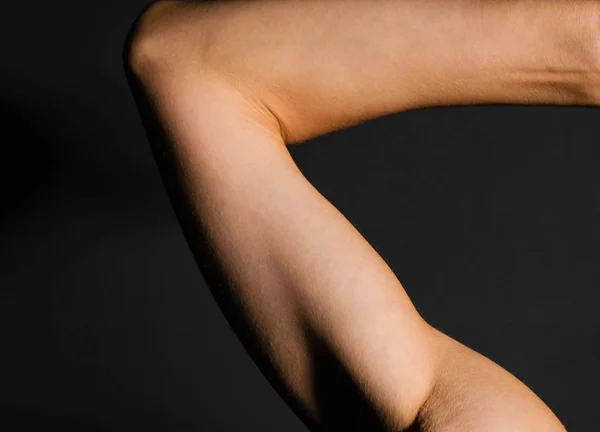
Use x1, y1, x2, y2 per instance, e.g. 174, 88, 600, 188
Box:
123, 1, 599, 430
129, 0, 599, 144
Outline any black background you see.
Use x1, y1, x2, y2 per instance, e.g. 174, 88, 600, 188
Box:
2, 1, 599, 430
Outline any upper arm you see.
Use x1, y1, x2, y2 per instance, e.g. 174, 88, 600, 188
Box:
124, 3, 569, 432
124, 3, 441, 431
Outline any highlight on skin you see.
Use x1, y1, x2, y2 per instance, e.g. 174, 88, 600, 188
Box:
124, 1, 600, 430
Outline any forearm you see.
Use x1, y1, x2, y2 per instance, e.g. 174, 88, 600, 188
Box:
123, 2, 578, 430
130, 0, 600, 144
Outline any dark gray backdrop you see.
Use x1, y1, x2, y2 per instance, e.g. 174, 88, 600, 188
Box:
1, 1, 598, 430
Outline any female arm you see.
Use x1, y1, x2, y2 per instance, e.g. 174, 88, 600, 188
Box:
124, 1, 599, 429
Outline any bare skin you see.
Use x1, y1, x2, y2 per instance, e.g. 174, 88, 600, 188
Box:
124, 1, 600, 430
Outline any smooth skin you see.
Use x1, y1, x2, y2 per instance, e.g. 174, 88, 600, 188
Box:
124, 1, 600, 430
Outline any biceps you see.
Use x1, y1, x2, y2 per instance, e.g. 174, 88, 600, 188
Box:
127, 57, 440, 430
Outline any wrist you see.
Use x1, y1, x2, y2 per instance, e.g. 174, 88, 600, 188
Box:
461, 0, 600, 108
549, 0, 600, 105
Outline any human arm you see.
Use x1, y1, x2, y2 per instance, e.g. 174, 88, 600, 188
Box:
123, 0, 600, 430
128, 0, 599, 144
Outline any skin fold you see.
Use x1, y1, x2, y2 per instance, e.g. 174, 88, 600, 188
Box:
124, 1, 600, 430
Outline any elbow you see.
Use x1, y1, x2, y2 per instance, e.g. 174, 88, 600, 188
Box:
123, 1, 173, 78
123, 1, 288, 143
123, 0, 206, 83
